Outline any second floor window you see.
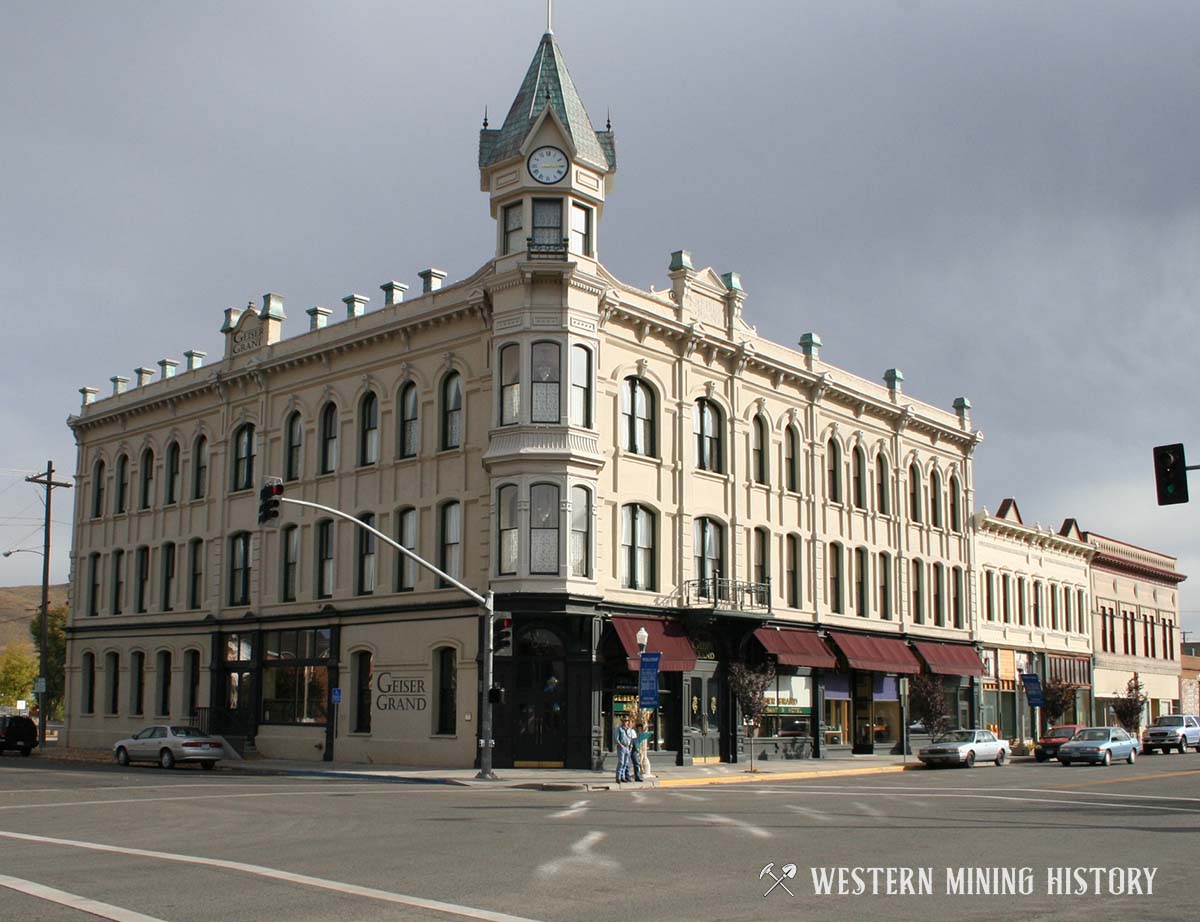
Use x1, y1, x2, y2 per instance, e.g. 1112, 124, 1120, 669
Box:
439, 502, 462, 586
232, 425, 254, 492
878, 552, 892, 620
161, 542, 175, 612
359, 393, 379, 465
229, 533, 251, 606
828, 542, 843, 614
87, 553, 101, 616
282, 525, 299, 602
694, 517, 724, 583
855, 547, 868, 616
530, 483, 560, 575
441, 373, 462, 449
622, 377, 655, 456
497, 485, 518, 576
786, 535, 801, 607
570, 345, 592, 428
911, 559, 925, 624
188, 539, 204, 609
621, 504, 656, 590
320, 403, 339, 474
112, 549, 125, 614
694, 399, 723, 473
570, 486, 591, 578
499, 344, 520, 425
531, 343, 561, 422
317, 520, 334, 599
357, 513, 377, 594
396, 508, 417, 591
285, 412, 302, 481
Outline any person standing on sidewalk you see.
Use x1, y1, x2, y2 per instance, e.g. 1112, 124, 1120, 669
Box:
615, 715, 634, 782
635, 719, 653, 779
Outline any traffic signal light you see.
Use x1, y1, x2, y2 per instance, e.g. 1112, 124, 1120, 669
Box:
487, 685, 505, 705
1153, 444, 1189, 506
258, 478, 284, 525
492, 616, 512, 653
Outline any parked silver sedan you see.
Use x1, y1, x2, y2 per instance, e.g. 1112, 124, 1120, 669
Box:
113, 725, 225, 770
1057, 727, 1138, 766
918, 729, 1009, 768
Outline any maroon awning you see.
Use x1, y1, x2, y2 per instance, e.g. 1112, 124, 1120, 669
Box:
827, 631, 921, 674
912, 641, 986, 677
753, 627, 838, 669
612, 616, 697, 672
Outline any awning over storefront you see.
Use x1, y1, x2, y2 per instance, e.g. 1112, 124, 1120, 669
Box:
753, 627, 838, 669
827, 631, 921, 674
913, 641, 986, 677
612, 616, 697, 672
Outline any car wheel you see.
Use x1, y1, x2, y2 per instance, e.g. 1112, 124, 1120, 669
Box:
1127, 748, 1136, 765
19, 744, 32, 758
115, 747, 129, 766
1179, 740, 1189, 754
1035, 752, 1047, 763
964, 750, 975, 769
1061, 759, 1072, 767
200, 760, 216, 771
159, 748, 175, 770
1101, 750, 1112, 767
995, 748, 1007, 767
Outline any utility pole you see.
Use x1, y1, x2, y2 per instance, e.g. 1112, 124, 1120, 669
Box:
26, 461, 72, 749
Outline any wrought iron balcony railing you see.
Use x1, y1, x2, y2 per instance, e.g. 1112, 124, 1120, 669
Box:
683, 577, 772, 613
526, 236, 570, 261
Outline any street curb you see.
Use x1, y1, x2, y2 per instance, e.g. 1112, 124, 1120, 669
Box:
655, 764, 920, 787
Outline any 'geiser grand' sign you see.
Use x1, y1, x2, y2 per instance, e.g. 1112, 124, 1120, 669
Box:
375, 673, 428, 711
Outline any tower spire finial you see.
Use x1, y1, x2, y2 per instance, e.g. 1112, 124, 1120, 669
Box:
547, 0, 553, 35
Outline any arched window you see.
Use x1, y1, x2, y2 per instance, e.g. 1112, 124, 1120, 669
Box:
231, 425, 255, 492
694, 517, 725, 586
876, 453, 890, 514
438, 502, 462, 585
908, 463, 922, 522
949, 475, 963, 532
1032, 580, 1042, 628
130, 651, 145, 716
316, 520, 335, 599
621, 504, 656, 590
570, 345, 592, 428
165, 442, 180, 505
111, 549, 125, 615
826, 439, 842, 503
694, 399, 724, 473
786, 534, 801, 608
751, 417, 768, 485
134, 546, 150, 613
499, 344, 520, 425
229, 532, 251, 606
139, 448, 155, 510
753, 527, 769, 585
435, 647, 457, 735
398, 383, 419, 458
285, 412, 303, 481
91, 460, 106, 518
183, 649, 200, 718
353, 650, 373, 734
395, 508, 417, 591
852, 447, 867, 509
929, 469, 943, 527
497, 485, 518, 576
441, 373, 463, 449
952, 567, 965, 629
878, 551, 892, 620
319, 403, 339, 474
281, 525, 299, 602
828, 542, 844, 614
115, 454, 129, 513
855, 547, 868, 616
192, 436, 208, 500
161, 542, 175, 611
81, 652, 96, 714
531, 342, 561, 422
357, 513, 377, 594
530, 483, 560, 575
105, 651, 120, 715
187, 538, 204, 610
87, 552, 101, 616
155, 650, 172, 717
911, 559, 925, 624
359, 392, 379, 466
933, 562, 945, 626
570, 485, 591, 578
784, 427, 800, 493
622, 377, 656, 456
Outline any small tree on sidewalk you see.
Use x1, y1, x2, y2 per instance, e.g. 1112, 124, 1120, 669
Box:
1111, 673, 1148, 736
1040, 678, 1075, 727
729, 661, 775, 773
908, 673, 951, 740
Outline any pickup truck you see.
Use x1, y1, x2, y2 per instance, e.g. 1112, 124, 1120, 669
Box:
1143, 714, 1200, 754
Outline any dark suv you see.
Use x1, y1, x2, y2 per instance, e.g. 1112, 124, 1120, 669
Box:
0, 715, 38, 756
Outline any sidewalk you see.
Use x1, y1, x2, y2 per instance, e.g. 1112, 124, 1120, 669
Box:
30, 746, 924, 790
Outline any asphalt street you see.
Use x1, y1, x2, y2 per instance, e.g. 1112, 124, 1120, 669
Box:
0, 754, 1197, 922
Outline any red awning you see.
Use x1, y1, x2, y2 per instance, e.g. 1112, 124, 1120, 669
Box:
753, 627, 838, 669
913, 641, 986, 677
827, 631, 921, 674
612, 616, 697, 672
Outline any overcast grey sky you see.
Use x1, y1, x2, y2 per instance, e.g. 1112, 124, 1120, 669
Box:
1, 1, 1197, 634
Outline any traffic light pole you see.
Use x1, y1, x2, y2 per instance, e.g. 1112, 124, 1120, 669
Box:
276, 497, 499, 780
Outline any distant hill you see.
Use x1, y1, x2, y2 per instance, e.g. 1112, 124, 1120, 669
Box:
0, 584, 68, 651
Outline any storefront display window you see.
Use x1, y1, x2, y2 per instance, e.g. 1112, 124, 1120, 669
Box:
823, 673, 851, 746
757, 673, 812, 738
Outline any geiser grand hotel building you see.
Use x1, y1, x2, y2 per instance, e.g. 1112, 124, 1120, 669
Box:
64, 26, 1146, 769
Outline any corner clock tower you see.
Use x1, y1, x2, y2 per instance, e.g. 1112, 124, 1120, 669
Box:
478, 27, 616, 269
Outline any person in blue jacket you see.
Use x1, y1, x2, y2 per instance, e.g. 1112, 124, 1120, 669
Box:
614, 715, 635, 782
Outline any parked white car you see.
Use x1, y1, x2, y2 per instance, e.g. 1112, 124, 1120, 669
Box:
113, 725, 225, 769
918, 729, 1009, 768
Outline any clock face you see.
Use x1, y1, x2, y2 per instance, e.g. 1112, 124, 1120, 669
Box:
528, 146, 569, 184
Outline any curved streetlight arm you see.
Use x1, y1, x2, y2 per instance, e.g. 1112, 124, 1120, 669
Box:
2, 548, 45, 558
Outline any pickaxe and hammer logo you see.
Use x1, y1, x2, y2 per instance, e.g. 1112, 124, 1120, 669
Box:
759, 862, 797, 897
